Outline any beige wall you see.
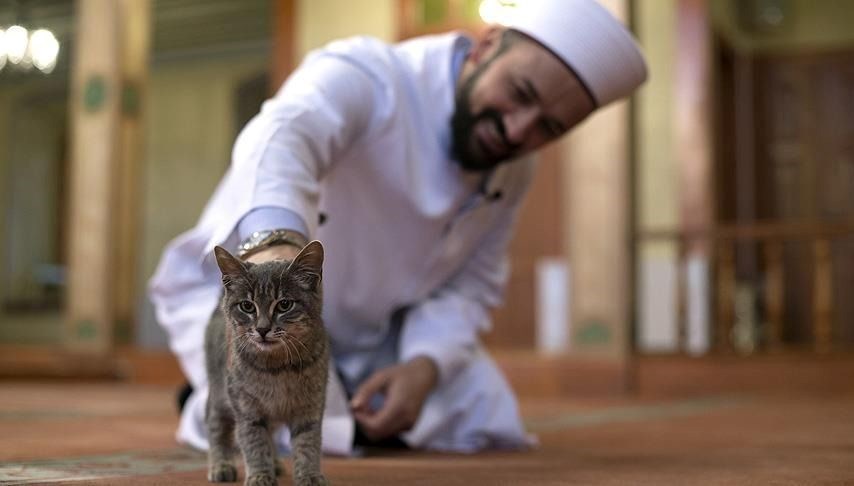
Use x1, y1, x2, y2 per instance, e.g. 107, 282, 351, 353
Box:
298, 0, 395, 56
139, 56, 268, 335
0, 88, 11, 313
0, 80, 67, 343
636, 0, 679, 249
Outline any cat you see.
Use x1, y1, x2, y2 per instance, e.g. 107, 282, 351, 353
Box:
205, 241, 329, 486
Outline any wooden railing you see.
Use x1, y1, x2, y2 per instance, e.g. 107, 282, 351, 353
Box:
639, 220, 854, 354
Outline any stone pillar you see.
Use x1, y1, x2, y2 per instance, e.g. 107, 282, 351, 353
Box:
65, 0, 150, 355
115, 0, 151, 344
675, 0, 713, 354
563, 0, 633, 386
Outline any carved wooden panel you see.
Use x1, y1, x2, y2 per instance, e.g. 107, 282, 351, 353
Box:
754, 51, 854, 345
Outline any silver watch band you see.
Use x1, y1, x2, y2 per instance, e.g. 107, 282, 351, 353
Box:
236, 229, 308, 259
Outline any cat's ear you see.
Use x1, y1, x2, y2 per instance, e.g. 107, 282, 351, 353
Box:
289, 240, 324, 290
214, 246, 249, 287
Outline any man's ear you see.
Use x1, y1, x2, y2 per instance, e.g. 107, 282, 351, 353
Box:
468, 26, 504, 65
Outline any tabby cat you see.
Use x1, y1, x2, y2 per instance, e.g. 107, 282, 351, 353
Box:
205, 241, 329, 486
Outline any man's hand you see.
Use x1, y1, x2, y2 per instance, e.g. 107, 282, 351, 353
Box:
245, 244, 301, 264
350, 356, 439, 441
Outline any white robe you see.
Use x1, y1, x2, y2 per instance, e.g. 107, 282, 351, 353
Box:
149, 32, 536, 455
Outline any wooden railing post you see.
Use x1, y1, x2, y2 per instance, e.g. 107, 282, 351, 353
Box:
812, 239, 833, 353
676, 237, 688, 352
716, 241, 736, 352
763, 241, 785, 351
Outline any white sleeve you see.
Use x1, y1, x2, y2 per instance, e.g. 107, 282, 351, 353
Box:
233, 50, 390, 237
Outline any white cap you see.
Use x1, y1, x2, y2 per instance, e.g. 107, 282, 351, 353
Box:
505, 0, 648, 107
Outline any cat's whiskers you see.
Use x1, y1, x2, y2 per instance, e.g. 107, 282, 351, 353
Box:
277, 335, 293, 363
284, 338, 293, 363
226, 328, 242, 350
235, 333, 254, 357
282, 337, 299, 364
282, 336, 299, 364
234, 337, 247, 357
292, 336, 311, 361
286, 336, 303, 368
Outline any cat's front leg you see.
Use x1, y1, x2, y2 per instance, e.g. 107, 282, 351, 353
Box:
206, 402, 237, 482
235, 417, 277, 486
290, 419, 328, 486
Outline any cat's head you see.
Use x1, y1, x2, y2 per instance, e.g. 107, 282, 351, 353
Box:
214, 241, 326, 368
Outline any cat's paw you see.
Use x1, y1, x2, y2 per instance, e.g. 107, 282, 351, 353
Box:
274, 459, 287, 477
295, 473, 329, 486
208, 462, 238, 482
244, 473, 277, 486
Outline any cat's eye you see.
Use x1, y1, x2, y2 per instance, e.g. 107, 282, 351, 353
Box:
275, 299, 294, 313
238, 301, 256, 314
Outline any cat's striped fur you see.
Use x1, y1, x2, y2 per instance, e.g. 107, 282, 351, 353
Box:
205, 242, 329, 486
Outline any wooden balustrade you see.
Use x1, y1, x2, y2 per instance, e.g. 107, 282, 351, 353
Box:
639, 219, 854, 354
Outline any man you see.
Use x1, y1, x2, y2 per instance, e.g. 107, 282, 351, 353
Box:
150, 0, 647, 455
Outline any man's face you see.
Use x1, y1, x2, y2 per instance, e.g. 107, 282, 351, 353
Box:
451, 30, 596, 172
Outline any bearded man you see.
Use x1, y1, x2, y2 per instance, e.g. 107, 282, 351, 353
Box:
150, 0, 647, 455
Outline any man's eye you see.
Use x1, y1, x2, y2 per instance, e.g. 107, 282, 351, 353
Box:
542, 120, 563, 138
276, 300, 294, 313
238, 301, 256, 313
513, 85, 529, 102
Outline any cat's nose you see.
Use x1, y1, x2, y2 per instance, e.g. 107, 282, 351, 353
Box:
257, 327, 270, 339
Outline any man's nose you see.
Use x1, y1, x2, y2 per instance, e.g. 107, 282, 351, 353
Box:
503, 107, 539, 146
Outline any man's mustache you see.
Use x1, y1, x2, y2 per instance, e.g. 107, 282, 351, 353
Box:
475, 108, 519, 155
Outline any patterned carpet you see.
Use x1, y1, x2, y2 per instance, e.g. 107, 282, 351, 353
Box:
2, 355, 854, 485
1, 449, 206, 484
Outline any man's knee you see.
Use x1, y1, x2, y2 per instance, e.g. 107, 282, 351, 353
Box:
441, 350, 515, 404
404, 350, 529, 452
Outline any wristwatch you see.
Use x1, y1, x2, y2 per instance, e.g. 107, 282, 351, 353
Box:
236, 229, 308, 259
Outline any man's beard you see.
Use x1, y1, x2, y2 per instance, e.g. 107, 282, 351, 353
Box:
450, 68, 518, 172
